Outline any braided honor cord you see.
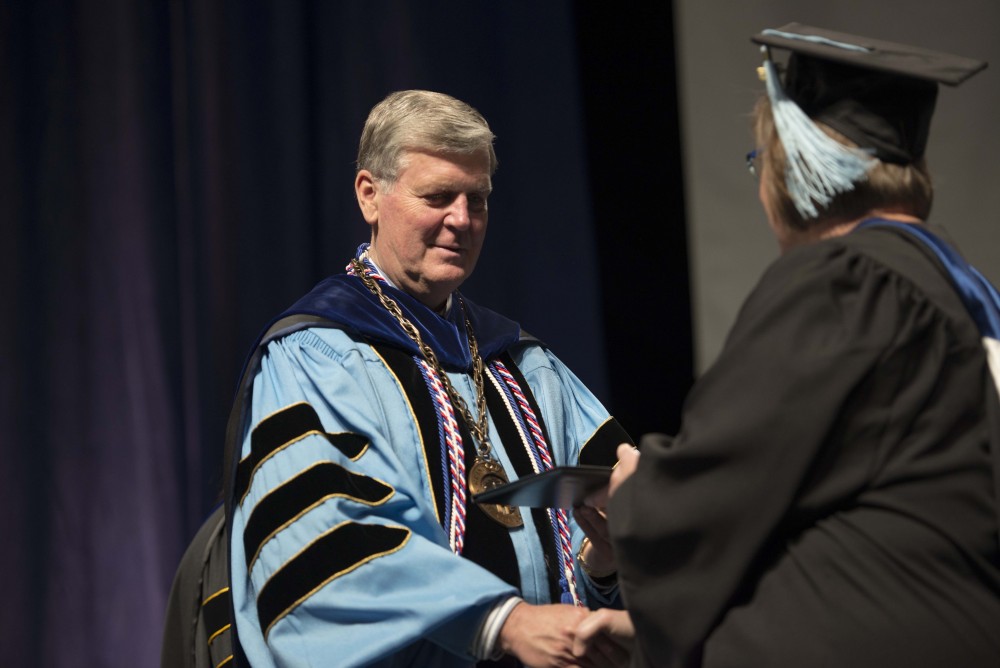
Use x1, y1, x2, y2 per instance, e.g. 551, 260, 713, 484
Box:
490, 360, 581, 606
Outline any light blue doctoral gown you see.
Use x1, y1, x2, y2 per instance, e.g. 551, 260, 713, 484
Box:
230, 284, 623, 667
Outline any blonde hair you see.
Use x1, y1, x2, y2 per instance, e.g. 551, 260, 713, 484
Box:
357, 90, 497, 184
753, 96, 933, 231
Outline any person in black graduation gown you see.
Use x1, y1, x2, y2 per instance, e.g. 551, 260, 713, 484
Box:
571, 24, 1000, 668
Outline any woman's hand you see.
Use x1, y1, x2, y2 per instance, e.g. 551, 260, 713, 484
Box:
585, 443, 640, 509
572, 609, 635, 667
573, 505, 616, 578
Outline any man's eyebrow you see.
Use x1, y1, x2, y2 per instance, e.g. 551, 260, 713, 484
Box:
419, 180, 492, 194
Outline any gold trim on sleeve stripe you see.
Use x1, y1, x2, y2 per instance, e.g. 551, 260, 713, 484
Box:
207, 623, 231, 646
245, 462, 397, 573
201, 587, 230, 607
262, 522, 412, 638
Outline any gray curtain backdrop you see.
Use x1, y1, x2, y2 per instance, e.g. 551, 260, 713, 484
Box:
677, 0, 1000, 371
1, 2, 690, 665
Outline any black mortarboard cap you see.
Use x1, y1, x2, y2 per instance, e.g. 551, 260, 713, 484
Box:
752, 23, 987, 164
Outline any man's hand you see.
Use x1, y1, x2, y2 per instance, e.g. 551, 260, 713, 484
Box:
572, 609, 635, 667
498, 602, 590, 667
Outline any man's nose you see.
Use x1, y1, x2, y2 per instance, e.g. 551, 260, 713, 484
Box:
445, 194, 471, 228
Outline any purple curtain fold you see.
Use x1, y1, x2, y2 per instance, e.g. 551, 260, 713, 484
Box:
0, 1, 690, 665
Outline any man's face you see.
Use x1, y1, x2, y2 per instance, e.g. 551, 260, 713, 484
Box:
356, 150, 492, 309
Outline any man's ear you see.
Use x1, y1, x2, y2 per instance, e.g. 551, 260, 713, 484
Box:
355, 170, 379, 225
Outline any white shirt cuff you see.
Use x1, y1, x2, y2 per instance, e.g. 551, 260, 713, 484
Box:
470, 595, 523, 661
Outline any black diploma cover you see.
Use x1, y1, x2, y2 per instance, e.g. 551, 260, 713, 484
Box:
472, 465, 612, 508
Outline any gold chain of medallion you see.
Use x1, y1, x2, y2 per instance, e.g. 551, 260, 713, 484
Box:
350, 258, 493, 460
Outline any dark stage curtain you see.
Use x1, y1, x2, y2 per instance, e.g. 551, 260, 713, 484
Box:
0, 1, 690, 665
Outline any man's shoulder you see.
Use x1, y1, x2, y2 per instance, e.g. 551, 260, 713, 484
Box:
281, 274, 372, 328
504, 336, 568, 380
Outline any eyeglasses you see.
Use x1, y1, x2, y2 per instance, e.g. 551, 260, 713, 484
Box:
746, 148, 763, 178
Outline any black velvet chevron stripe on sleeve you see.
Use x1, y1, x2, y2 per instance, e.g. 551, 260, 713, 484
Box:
256, 522, 410, 637
201, 587, 232, 650
242, 462, 394, 570
579, 418, 633, 467
235, 402, 369, 502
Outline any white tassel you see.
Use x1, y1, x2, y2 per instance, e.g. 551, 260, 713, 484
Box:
763, 57, 876, 218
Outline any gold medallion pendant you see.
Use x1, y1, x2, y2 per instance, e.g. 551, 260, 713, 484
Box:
468, 458, 523, 528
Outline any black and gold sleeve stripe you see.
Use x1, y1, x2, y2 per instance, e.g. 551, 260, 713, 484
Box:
236, 402, 369, 503
242, 462, 394, 570
201, 587, 233, 667
257, 522, 410, 637
579, 417, 633, 467
202, 586, 231, 645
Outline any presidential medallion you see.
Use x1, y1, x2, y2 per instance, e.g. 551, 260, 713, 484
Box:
469, 458, 523, 528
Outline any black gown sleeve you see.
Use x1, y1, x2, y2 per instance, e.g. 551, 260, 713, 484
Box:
608, 238, 952, 667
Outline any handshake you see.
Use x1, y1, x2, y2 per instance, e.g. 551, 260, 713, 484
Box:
498, 601, 635, 668
498, 444, 640, 668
